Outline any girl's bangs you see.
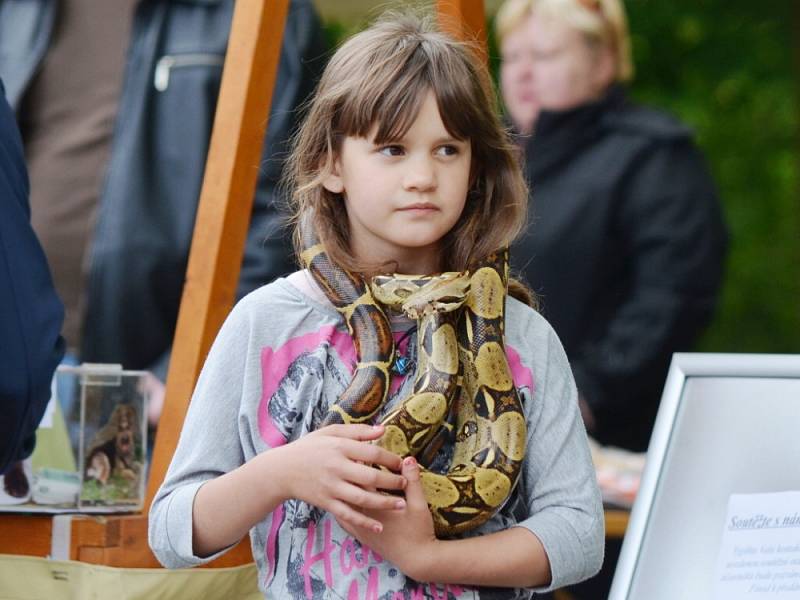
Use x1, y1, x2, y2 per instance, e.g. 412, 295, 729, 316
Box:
334, 44, 477, 145
430, 67, 487, 144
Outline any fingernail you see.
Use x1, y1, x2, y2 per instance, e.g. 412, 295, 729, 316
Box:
404, 457, 417, 467
372, 424, 383, 430
373, 524, 382, 533
395, 500, 406, 509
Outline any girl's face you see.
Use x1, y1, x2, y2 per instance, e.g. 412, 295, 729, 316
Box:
500, 12, 615, 134
322, 90, 471, 274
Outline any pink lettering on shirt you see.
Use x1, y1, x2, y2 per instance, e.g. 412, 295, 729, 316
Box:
298, 516, 470, 599
301, 519, 336, 598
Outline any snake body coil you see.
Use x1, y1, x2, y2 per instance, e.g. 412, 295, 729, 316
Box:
300, 231, 527, 537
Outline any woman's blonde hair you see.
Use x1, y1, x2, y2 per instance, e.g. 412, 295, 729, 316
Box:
495, 0, 634, 82
285, 12, 530, 288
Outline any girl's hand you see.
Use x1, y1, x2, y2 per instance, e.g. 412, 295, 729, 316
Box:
338, 456, 440, 581
277, 424, 408, 533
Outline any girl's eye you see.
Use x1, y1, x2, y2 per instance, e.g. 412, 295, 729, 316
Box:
437, 145, 459, 156
378, 145, 404, 157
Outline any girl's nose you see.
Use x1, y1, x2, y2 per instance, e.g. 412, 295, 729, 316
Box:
403, 155, 436, 192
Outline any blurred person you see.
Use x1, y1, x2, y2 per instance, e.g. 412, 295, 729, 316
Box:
498, 0, 727, 453
0, 78, 64, 488
0, 0, 326, 428
496, 0, 727, 597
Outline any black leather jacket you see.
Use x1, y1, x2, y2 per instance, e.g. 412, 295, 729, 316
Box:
0, 0, 326, 375
512, 86, 728, 451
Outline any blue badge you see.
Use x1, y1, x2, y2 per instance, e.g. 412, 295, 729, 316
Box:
392, 355, 413, 376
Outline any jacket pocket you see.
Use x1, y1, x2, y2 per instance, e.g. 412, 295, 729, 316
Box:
148, 51, 226, 243
154, 53, 224, 92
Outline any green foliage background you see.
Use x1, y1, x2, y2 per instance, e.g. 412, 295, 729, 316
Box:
320, 1, 799, 352
623, 0, 799, 353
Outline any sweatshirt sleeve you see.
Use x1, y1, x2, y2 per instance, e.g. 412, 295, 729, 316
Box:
148, 297, 257, 568
514, 317, 605, 591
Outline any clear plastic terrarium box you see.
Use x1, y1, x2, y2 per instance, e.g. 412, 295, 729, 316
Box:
0, 364, 149, 513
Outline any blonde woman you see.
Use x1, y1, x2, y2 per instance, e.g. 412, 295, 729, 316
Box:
498, 0, 727, 452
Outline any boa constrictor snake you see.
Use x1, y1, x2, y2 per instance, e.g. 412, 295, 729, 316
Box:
300, 230, 527, 537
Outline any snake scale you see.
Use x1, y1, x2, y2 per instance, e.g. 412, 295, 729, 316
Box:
300, 229, 527, 537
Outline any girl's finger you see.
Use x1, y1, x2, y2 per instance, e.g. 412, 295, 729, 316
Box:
337, 481, 406, 511
322, 423, 386, 441
328, 499, 383, 533
345, 441, 403, 471
400, 456, 428, 510
342, 462, 407, 491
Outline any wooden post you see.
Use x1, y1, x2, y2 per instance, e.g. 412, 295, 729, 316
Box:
145, 0, 288, 510
137, 0, 291, 567
436, 0, 488, 58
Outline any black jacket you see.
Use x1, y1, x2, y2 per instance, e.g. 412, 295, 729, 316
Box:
0, 78, 64, 473
0, 0, 326, 376
512, 86, 727, 451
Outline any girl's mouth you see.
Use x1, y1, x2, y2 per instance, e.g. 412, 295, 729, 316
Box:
399, 203, 438, 211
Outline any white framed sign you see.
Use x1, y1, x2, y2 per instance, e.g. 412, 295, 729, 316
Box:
609, 353, 800, 600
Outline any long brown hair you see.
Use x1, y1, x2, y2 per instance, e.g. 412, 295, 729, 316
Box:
285, 11, 534, 305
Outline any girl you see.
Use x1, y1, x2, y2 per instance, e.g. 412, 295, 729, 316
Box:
149, 13, 603, 599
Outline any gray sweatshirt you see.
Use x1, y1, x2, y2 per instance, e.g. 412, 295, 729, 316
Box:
149, 273, 604, 599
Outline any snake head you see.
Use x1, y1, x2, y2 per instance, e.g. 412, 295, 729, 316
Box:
371, 272, 471, 319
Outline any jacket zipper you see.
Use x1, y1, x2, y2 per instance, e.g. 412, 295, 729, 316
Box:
154, 53, 224, 92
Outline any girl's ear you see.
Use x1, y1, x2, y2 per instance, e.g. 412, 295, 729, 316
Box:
321, 156, 345, 195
